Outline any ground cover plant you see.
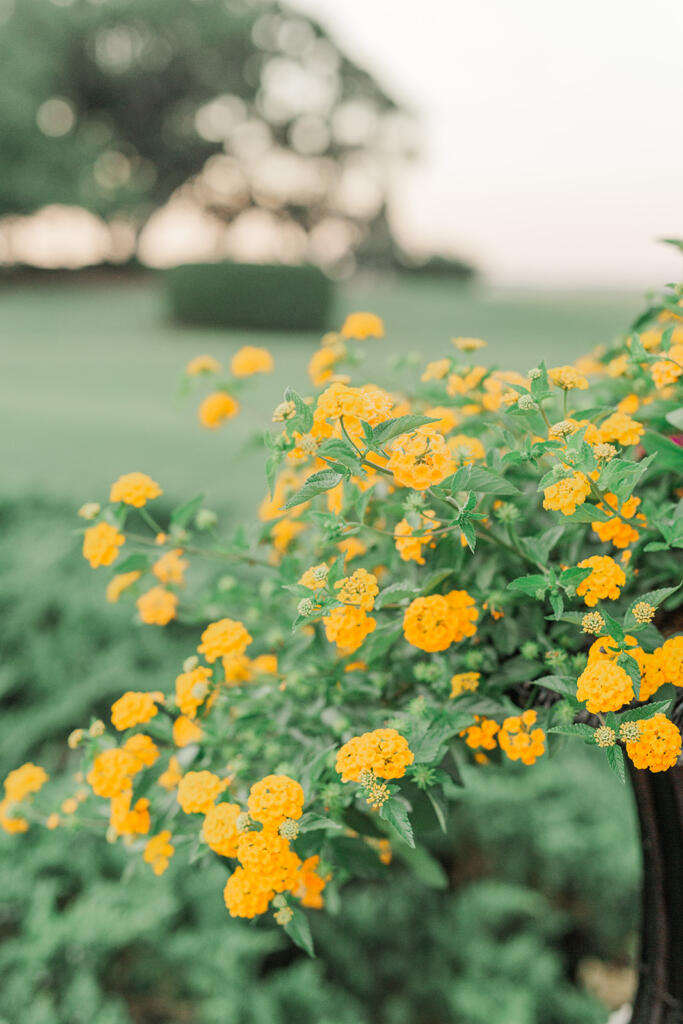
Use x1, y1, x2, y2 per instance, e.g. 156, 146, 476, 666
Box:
2, 277, 681, 975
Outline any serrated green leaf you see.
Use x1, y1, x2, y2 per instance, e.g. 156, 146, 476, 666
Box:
534, 675, 577, 698
371, 415, 437, 447
283, 470, 344, 511
283, 906, 315, 957
284, 386, 314, 432
379, 798, 415, 848
606, 744, 626, 784
548, 723, 595, 739
564, 504, 609, 523
507, 574, 548, 597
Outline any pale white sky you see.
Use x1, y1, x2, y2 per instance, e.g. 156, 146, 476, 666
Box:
294, 0, 683, 286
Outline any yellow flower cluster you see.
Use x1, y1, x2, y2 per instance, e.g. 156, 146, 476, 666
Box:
335, 728, 414, 783
175, 665, 212, 718
247, 774, 305, 830
231, 345, 273, 377
137, 586, 178, 626
542, 472, 591, 516
223, 774, 326, 920
626, 714, 682, 772
202, 802, 242, 856
199, 391, 239, 428
576, 660, 634, 713
340, 312, 384, 339
299, 563, 329, 590
323, 605, 376, 653
144, 830, 175, 875
87, 737, 158, 798
651, 343, 683, 389
198, 618, 252, 662
334, 568, 379, 611
548, 366, 589, 390
637, 636, 683, 700
461, 716, 499, 750
597, 412, 644, 447
575, 555, 626, 607
82, 521, 125, 568
403, 591, 478, 652
0, 762, 49, 834
387, 426, 455, 490
110, 472, 162, 507
394, 511, 440, 564
110, 790, 150, 837
110, 690, 164, 731
106, 570, 141, 603
450, 671, 480, 698
592, 494, 646, 548
498, 711, 546, 766
153, 548, 187, 585
177, 770, 228, 814
186, 354, 221, 376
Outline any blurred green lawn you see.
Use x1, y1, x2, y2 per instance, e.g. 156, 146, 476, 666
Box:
1, 277, 641, 515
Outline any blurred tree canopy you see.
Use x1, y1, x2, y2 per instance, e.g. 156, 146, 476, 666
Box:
0, 0, 413, 268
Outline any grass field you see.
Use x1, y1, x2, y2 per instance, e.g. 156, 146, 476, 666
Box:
1, 276, 642, 515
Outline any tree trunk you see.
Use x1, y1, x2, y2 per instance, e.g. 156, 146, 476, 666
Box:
628, 761, 683, 1023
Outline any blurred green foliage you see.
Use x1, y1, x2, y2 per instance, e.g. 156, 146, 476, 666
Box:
166, 261, 334, 330
0, 498, 639, 1023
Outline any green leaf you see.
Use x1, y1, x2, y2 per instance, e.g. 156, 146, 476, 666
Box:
665, 407, 683, 431
265, 452, 281, 497
507, 574, 548, 597
409, 717, 473, 764
601, 610, 625, 643
396, 841, 448, 888
112, 553, 150, 574
530, 361, 552, 402
375, 581, 418, 609
617, 652, 641, 700
426, 790, 448, 834
171, 493, 205, 529
445, 465, 519, 496
361, 622, 403, 663
297, 814, 343, 834
379, 797, 415, 848
617, 698, 673, 723
548, 723, 595, 739
459, 516, 476, 552
317, 438, 363, 472
534, 675, 577, 698
371, 415, 437, 447
284, 386, 313, 432
560, 566, 592, 587
606, 745, 626, 784
642, 431, 683, 472
564, 504, 609, 523
599, 455, 655, 503
283, 906, 315, 957
283, 470, 344, 511
625, 585, 681, 625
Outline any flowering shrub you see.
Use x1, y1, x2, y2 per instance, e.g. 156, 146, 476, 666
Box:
2, 294, 683, 955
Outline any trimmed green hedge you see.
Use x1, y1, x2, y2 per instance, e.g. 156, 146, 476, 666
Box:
166, 262, 334, 331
